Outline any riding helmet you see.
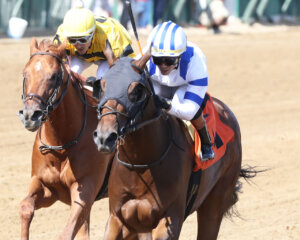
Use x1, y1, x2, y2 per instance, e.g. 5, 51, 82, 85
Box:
62, 7, 96, 37
149, 21, 187, 57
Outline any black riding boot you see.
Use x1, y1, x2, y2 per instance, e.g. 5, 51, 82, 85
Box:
197, 125, 215, 161
85, 76, 97, 87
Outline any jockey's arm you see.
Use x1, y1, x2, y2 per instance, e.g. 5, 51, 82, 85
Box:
104, 18, 135, 59
168, 83, 206, 121
168, 52, 208, 121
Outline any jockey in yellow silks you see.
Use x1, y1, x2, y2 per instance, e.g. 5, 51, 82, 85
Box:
53, 7, 135, 79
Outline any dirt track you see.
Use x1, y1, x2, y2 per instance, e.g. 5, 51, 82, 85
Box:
0, 25, 299, 239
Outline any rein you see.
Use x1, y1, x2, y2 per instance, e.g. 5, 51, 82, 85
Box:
38, 80, 88, 152
116, 113, 175, 169
24, 52, 88, 152
125, 108, 162, 134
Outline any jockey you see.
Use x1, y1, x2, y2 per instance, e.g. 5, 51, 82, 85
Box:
53, 6, 135, 80
147, 21, 215, 161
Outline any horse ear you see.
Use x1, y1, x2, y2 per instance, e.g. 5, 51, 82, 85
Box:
30, 38, 39, 55
132, 47, 151, 71
104, 39, 117, 68
57, 40, 67, 58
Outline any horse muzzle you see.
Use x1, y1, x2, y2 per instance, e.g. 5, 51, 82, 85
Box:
93, 128, 118, 153
18, 108, 44, 132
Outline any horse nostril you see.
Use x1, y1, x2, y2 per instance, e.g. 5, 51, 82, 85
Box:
105, 132, 118, 147
31, 110, 43, 121
93, 131, 98, 138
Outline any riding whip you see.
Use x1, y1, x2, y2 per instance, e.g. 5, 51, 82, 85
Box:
125, 0, 143, 55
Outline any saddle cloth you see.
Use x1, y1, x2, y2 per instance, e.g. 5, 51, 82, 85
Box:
185, 93, 235, 171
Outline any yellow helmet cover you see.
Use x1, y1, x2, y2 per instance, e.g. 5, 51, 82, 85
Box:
62, 7, 96, 37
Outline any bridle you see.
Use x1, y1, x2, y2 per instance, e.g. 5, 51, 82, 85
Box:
22, 51, 87, 152
22, 52, 70, 121
97, 63, 161, 138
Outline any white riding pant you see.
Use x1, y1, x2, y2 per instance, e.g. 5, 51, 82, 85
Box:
70, 56, 110, 79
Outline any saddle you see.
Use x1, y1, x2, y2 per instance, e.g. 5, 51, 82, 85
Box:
184, 93, 235, 171
194, 93, 235, 171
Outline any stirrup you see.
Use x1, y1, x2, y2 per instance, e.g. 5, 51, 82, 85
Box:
201, 145, 215, 161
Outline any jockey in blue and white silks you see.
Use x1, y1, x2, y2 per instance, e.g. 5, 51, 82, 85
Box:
148, 41, 208, 121
147, 21, 215, 161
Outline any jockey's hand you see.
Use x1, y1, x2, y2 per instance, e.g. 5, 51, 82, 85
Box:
154, 95, 171, 111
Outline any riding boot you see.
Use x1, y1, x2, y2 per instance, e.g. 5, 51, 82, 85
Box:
85, 76, 97, 87
197, 124, 215, 161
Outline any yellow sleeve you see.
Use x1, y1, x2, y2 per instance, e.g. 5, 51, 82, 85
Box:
96, 17, 135, 58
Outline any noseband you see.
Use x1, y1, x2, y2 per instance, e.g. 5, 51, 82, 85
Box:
22, 52, 70, 121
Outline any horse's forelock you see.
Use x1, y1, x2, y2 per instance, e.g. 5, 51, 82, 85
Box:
38, 40, 64, 56
37, 40, 52, 51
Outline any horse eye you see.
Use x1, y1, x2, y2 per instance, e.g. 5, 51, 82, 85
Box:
128, 82, 146, 103
50, 73, 57, 81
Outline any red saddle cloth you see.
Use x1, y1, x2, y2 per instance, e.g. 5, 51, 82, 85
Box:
193, 94, 235, 172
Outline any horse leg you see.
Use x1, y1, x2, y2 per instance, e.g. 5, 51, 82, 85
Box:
19, 176, 57, 240
104, 214, 123, 240
103, 214, 141, 240
196, 164, 240, 240
152, 212, 183, 240
57, 180, 97, 240
74, 214, 90, 240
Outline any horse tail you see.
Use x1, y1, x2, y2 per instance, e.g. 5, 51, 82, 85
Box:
225, 165, 266, 218
240, 165, 259, 180
236, 165, 267, 195
239, 164, 267, 183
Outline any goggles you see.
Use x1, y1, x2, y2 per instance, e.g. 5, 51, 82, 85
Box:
152, 56, 179, 66
68, 33, 93, 45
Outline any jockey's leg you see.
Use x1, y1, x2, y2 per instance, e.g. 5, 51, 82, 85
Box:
191, 113, 215, 161
86, 60, 109, 87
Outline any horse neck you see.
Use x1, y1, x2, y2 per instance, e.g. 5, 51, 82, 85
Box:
119, 108, 171, 165
42, 78, 85, 144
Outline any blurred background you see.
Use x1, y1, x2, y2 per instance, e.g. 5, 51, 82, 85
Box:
0, 0, 300, 38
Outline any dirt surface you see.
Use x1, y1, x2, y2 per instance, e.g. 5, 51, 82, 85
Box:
0, 25, 299, 239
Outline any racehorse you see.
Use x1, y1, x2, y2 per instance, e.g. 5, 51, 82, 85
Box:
92, 47, 256, 239
18, 38, 114, 240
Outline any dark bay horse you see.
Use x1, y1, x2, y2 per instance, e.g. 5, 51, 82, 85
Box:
18, 38, 114, 240
92, 49, 255, 239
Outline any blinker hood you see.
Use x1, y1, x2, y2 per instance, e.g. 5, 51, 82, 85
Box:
98, 57, 146, 118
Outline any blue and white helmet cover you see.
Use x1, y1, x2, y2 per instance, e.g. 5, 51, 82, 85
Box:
149, 21, 187, 57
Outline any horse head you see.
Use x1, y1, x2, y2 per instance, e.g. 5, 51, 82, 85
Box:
92, 49, 156, 152
18, 38, 67, 131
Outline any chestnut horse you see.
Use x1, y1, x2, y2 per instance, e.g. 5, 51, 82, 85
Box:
92, 50, 255, 239
18, 38, 114, 240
